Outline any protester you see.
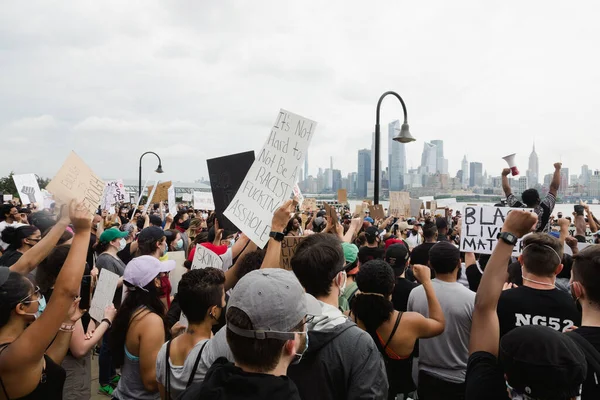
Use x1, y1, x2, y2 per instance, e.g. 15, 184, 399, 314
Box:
404, 220, 423, 248
284, 216, 302, 237
502, 162, 562, 232
110, 255, 174, 400
409, 222, 438, 276
289, 233, 389, 399
466, 209, 588, 400
496, 232, 581, 337
117, 223, 139, 265
157, 268, 226, 399
464, 253, 490, 292
408, 241, 476, 400
386, 243, 418, 311
358, 226, 384, 263
0, 225, 41, 267
164, 229, 184, 252
0, 201, 90, 399
0, 204, 23, 251
351, 260, 445, 399
338, 242, 360, 312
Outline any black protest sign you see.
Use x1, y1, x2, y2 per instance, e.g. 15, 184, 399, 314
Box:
280, 236, 305, 270
206, 151, 255, 232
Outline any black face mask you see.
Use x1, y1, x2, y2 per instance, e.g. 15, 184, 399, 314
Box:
180, 220, 191, 230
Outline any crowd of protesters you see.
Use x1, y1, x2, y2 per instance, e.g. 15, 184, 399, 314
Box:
1, 161, 600, 399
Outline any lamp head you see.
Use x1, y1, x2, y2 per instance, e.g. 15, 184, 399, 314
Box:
393, 123, 415, 143
155, 164, 164, 174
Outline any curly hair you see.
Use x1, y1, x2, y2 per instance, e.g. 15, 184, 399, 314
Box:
352, 260, 395, 331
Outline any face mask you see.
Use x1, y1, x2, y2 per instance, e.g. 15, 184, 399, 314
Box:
291, 326, 309, 365
181, 220, 191, 230
228, 238, 235, 248
118, 238, 127, 251
337, 271, 347, 293
23, 295, 46, 320
175, 239, 184, 250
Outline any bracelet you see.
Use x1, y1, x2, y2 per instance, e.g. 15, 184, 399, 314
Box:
101, 319, 112, 329
59, 323, 75, 332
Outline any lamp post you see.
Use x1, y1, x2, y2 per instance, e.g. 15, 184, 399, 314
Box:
138, 152, 164, 197
374, 91, 415, 205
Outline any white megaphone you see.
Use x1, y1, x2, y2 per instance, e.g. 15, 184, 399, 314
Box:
502, 153, 519, 176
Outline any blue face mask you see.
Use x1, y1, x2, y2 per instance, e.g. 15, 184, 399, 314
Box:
175, 239, 184, 250
24, 295, 46, 320
291, 326, 309, 365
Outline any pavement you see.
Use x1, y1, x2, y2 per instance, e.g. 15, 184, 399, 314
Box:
90, 355, 105, 400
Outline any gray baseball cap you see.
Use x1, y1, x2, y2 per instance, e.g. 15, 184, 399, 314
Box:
227, 269, 322, 340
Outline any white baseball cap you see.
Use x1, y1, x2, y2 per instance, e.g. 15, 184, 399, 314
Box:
124, 255, 175, 289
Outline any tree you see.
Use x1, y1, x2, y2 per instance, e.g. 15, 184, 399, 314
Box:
0, 172, 51, 200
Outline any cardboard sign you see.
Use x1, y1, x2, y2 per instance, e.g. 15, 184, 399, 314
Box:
426, 200, 438, 213
166, 251, 186, 296
89, 268, 120, 323
363, 199, 372, 205
191, 244, 223, 270
224, 110, 316, 248
300, 213, 308, 229
147, 181, 172, 203
368, 204, 385, 220
101, 180, 126, 210
337, 189, 348, 204
168, 185, 177, 216
182, 193, 192, 202
410, 198, 423, 218
566, 225, 595, 244
302, 198, 317, 212
193, 191, 215, 210
207, 151, 255, 232
12, 173, 43, 205
293, 183, 305, 205
460, 206, 533, 255
46, 151, 105, 216
389, 192, 410, 218
280, 236, 305, 270
324, 202, 338, 225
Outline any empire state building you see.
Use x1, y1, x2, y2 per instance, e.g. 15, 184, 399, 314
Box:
527, 143, 539, 186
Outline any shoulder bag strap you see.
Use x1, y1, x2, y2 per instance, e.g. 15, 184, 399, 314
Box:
186, 342, 208, 388
165, 340, 172, 400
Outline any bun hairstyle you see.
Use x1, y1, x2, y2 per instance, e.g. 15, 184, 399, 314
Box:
1, 225, 39, 251
353, 259, 395, 332
0, 269, 32, 327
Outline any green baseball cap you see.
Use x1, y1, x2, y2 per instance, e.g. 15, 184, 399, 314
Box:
342, 242, 359, 264
99, 227, 129, 243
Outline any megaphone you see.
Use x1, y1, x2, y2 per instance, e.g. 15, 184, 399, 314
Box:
502, 153, 519, 176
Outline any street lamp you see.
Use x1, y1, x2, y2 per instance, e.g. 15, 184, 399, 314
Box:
374, 91, 414, 205
139, 152, 164, 197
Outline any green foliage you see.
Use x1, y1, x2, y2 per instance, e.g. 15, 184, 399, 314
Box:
0, 172, 50, 200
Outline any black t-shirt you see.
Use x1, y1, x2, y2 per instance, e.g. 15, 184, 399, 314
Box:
497, 286, 581, 337
117, 242, 134, 265
392, 277, 417, 312
466, 264, 483, 292
410, 242, 436, 266
358, 246, 384, 264
0, 249, 22, 267
465, 351, 509, 400
86, 233, 96, 268
574, 326, 600, 399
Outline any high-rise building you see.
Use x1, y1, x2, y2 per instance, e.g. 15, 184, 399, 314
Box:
559, 168, 569, 196
526, 142, 539, 186
430, 140, 447, 174
581, 165, 591, 187
590, 171, 600, 197
346, 172, 357, 195
515, 176, 529, 196
420, 142, 437, 174
332, 169, 342, 192
388, 120, 407, 191
543, 173, 553, 188
328, 157, 334, 189
470, 162, 483, 187
461, 155, 469, 188
357, 149, 371, 198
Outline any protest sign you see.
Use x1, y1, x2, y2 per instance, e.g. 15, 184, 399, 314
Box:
460, 206, 533, 255
41, 189, 53, 209
354, 203, 364, 217
300, 213, 308, 229
566, 225, 595, 244
363, 199, 372, 205
168, 185, 177, 216
324, 202, 338, 225
2, 194, 13, 202
12, 173, 43, 205
337, 189, 348, 204
224, 109, 317, 248
436, 198, 457, 208
147, 181, 172, 203
301, 198, 317, 212
368, 204, 385, 220
143, 179, 159, 215
182, 193, 192, 202
101, 180, 126, 210
389, 192, 410, 217
166, 251, 186, 296
207, 151, 255, 232
280, 236, 305, 270
426, 200, 438, 213
191, 244, 223, 270
89, 268, 120, 323
409, 199, 423, 218
46, 151, 105, 216
193, 191, 215, 210
293, 183, 305, 204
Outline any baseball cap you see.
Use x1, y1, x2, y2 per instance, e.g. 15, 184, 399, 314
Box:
385, 244, 409, 272
316, 210, 326, 218
124, 255, 175, 289
99, 227, 129, 243
500, 325, 587, 399
364, 217, 374, 224
342, 243, 359, 275
227, 269, 322, 340
549, 231, 560, 239
138, 226, 165, 243
149, 215, 162, 226
365, 226, 379, 239
384, 238, 404, 250
396, 221, 413, 231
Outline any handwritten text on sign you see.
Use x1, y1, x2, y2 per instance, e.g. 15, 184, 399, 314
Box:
280, 236, 305, 270
460, 206, 533, 255
224, 110, 317, 248
191, 244, 223, 270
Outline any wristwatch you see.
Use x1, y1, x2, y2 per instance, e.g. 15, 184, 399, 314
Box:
269, 231, 285, 242
497, 232, 518, 246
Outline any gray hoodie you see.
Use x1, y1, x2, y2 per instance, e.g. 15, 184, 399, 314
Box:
288, 301, 388, 400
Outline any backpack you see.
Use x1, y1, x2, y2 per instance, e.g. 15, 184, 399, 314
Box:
566, 331, 600, 387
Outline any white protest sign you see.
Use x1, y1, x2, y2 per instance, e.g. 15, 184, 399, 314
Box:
168, 185, 177, 216
182, 193, 192, 202
41, 189, 53, 209
193, 192, 215, 210
3, 194, 12, 202
101, 180, 126, 210
460, 206, 533, 255
224, 109, 317, 248
564, 242, 592, 256
293, 183, 304, 204
566, 225, 595, 244
13, 173, 43, 205
166, 250, 186, 296
89, 268, 120, 323
191, 244, 223, 270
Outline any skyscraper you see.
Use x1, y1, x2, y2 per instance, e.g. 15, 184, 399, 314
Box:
581, 165, 590, 187
357, 149, 371, 198
420, 142, 437, 174
470, 162, 483, 187
388, 120, 406, 191
430, 140, 447, 174
461, 155, 469, 188
526, 142, 539, 186
328, 156, 334, 189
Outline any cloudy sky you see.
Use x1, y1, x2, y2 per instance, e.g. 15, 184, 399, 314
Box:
1, 1, 598, 184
